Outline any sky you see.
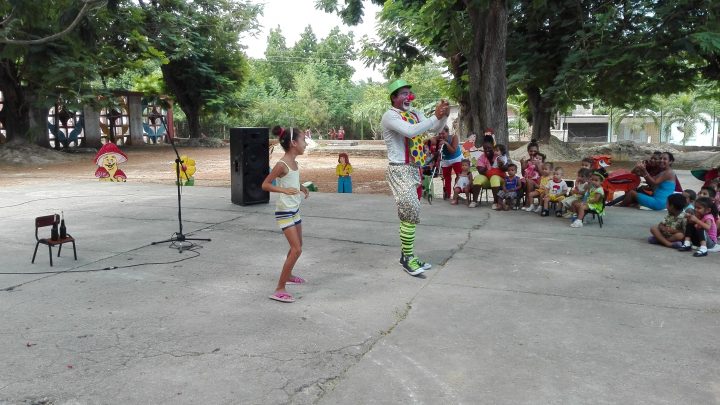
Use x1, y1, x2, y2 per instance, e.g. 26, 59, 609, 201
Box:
243, 0, 385, 83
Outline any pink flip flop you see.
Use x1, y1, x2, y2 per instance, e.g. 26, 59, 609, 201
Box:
269, 291, 295, 303
287, 275, 306, 285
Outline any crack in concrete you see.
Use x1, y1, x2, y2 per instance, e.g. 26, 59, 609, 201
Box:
283, 213, 491, 404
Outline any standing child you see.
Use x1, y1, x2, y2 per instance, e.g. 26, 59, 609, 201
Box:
337, 153, 353, 193
542, 167, 568, 217
261, 126, 310, 303
678, 197, 718, 257
451, 159, 473, 206
524, 162, 553, 213
649, 194, 687, 248
570, 171, 605, 228
498, 163, 521, 210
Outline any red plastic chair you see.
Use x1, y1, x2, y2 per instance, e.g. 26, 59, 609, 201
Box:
32, 214, 77, 266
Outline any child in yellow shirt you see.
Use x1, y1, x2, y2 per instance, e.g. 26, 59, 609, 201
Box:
337, 153, 353, 193
524, 162, 553, 213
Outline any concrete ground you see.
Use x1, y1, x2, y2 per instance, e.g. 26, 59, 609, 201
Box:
1, 171, 719, 405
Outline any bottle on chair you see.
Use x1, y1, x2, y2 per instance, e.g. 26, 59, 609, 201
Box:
59, 211, 67, 239
51, 215, 59, 241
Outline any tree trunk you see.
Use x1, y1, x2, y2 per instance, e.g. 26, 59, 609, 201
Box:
161, 64, 202, 138
479, 0, 508, 146
0, 62, 29, 143
526, 85, 553, 143
466, 0, 509, 147
466, 6, 484, 144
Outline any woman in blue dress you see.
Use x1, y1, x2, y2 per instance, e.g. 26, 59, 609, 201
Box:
620, 152, 676, 210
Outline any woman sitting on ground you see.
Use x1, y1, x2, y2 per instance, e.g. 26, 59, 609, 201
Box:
620, 151, 676, 210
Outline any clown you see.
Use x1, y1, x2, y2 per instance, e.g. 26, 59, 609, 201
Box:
94, 143, 128, 182
380, 78, 449, 277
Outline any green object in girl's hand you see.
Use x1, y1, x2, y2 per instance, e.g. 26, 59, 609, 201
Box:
302, 181, 318, 192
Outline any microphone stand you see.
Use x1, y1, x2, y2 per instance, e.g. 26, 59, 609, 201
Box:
151, 115, 211, 252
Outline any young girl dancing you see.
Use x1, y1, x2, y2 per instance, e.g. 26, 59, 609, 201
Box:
261, 126, 310, 303
451, 159, 473, 206
337, 152, 353, 193
678, 197, 718, 257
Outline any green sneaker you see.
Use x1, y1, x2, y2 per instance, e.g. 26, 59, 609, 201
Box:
400, 255, 425, 276
400, 254, 431, 270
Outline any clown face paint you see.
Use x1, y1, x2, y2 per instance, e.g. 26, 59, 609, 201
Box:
392, 88, 414, 111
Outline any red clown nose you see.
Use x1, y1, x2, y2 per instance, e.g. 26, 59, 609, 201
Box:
407, 93, 415, 101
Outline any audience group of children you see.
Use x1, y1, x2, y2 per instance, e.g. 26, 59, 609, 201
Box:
648, 181, 720, 257
442, 137, 720, 252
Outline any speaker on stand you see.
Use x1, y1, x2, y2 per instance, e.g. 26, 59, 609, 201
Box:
230, 127, 270, 205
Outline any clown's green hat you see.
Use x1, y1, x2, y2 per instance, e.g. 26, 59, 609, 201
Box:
387, 79, 411, 96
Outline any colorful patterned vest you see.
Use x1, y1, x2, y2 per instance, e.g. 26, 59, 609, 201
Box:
399, 110, 431, 166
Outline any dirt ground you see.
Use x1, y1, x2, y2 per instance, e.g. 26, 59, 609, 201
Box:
0, 145, 394, 193
0, 142, 709, 193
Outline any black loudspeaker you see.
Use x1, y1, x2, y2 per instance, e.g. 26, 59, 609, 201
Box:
230, 127, 270, 205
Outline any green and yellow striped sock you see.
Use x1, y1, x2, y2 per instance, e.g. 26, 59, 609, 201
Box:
400, 221, 416, 258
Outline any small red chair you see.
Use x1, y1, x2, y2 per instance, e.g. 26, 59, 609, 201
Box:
32, 214, 77, 266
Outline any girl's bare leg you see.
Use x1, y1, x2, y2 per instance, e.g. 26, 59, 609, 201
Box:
277, 225, 302, 292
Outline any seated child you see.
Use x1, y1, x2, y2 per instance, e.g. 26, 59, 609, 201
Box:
563, 168, 592, 218
451, 159, 473, 206
495, 144, 510, 167
570, 171, 605, 228
678, 197, 718, 256
542, 167, 568, 217
698, 186, 719, 211
649, 193, 687, 248
524, 162, 553, 213
498, 163, 521, 211
682, 189, 696, 214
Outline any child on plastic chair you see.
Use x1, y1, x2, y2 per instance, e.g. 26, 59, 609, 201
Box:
563, 168, 592, 218
541, 167, 568, 217
451, 159, 473, 206
524, 162, 553, 213
569, 171, 605, 228
498, 163, 521, 211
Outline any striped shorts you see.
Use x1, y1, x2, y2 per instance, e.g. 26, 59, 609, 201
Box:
275, 208, 302, 230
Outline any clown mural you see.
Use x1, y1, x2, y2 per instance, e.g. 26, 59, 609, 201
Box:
94, 143, 128, 182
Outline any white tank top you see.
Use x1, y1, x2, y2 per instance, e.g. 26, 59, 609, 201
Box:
275, 160, 302, 211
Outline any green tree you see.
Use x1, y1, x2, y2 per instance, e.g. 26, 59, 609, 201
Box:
611, 108, 659, 143
351, 82, 389, 139
657, 93, 713, 146
316, 27, 356, 81
0, 0, 147, 143
262, 27, 296, 91
293, 26, 318, 60
321, 0, 510, 145
139, 0, 261, 139
506, 0, 719, 143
